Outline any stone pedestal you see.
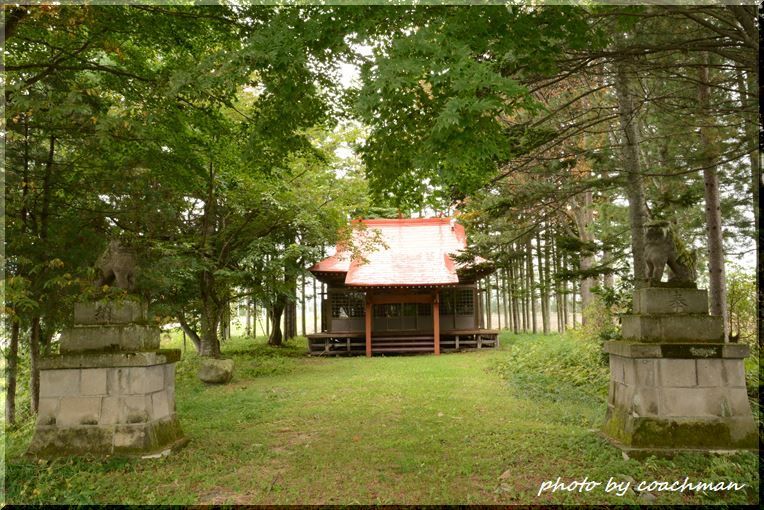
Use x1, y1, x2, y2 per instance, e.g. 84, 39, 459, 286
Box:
602, 285, 757, 457
28, 301, 187, 458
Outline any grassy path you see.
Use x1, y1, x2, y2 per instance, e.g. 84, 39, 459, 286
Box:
5, 334, 759, 505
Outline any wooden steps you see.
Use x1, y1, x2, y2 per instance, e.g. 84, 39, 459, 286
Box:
307, 332, 498, 355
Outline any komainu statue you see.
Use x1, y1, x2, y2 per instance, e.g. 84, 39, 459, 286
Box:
644, 221, 697, 284
96, 240, 138, 291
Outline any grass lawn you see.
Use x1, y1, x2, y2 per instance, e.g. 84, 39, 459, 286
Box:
4, 332, 759, 505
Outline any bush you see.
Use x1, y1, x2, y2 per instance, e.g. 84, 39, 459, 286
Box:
493, 334, 609, 403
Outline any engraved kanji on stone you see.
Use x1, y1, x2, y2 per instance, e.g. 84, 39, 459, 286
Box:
94, 303, 112, 322
668, 290, 688, 313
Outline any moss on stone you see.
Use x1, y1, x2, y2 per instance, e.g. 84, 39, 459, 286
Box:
27, 426, 112, 458
603, 411, 758, 450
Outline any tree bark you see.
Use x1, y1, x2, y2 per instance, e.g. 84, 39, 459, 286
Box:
6, 318, 20, 425
614, 61, 648, 283
301, 274, 307, 336
245, 297, 252, 337
30, 316, 41, 414
313, 275, 318, 334
494, 272, 501, 330
501, 266, 510, 331
527, 238, 537, 334
268, 300, 285, 346
572, 190, 597, 319
509, 256, 520, 334
543, 227, 552, 333
177, 314, 202, 352
199, 271, 222, 357
698, 53, 728, 339
198, 157, 221, 357
536, 230, 549, 334
485, 276, 492, 329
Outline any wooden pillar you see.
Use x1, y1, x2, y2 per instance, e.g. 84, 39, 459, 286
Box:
433, 291, 441, 355
365, 297, 372, 357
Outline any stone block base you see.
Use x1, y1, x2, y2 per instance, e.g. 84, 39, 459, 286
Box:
27, 417, 187, 458
28, 350, 185, 458
60, 324, 160, 353
602, 341, 757, 453
621, 314, 723, 343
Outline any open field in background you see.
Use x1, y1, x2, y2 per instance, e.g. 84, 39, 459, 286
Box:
4, 332, 759, 505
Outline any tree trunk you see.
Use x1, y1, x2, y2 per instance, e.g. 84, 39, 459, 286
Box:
177, 314, 202, 352
30, 316, 41, 414
698, 53, 728, 340
509, 257, 520, 334
245, 297, 252, 337
494, 273, 502, 330
199, 157, 221, 357
218, 300, 230, 342
573, 190, 597, 319
301, 274, 307, 336
6, 319, 20, 425
543, 228, 552, 334
502, 266, 510, 331
313, 276, 318, 334
527, 238, 537, 334
268, 301, 285, 346
283, 271, 297, 340
485, 276, 492, 329
614, 61, 648, 283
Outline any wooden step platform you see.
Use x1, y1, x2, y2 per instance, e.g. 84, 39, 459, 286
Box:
307, 331, 499, 356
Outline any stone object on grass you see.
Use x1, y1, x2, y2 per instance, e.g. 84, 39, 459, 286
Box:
198, 358, 234, 384
601, 284, 756, 457
27, 298, 186, 458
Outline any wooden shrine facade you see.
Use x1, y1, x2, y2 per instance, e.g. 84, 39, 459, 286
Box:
307, 218, 498, 355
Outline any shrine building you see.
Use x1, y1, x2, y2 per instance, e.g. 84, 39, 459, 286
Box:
308, 217, 498, 355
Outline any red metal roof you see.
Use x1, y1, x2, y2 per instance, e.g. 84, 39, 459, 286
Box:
310, 217, 473, 287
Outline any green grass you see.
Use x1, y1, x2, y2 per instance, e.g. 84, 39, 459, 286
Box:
4, 332, 759, 505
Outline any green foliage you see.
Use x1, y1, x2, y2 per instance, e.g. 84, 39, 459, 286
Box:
354, 6, 606, 210
725, 265, 756, 345
493, 333, 609, 404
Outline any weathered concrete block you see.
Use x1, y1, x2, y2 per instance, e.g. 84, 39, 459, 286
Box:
39, 350, 181, 370
610, 356, 624, 383
114, 424, 148, 450
40, 369, 81, 398
198, 358, 234, 384
122, 395, 151, 423
634, 359, 656, 386
74, 300, 148, 325
60, 324, 160, 354
622, 314, 723, 343
145, 365, 166, 394
722, 344, 749, 359
696, 359, 723, 387
108, 367, 131, 395
658, 359, 696, 387
722, 359, 746, 387
100, 396, 120, 425
37, 398, 60, 426
27, 425, 113, 457
633, 288, 709, 315
615, 384, 634, 410
57, 396, 102, 426
727, 388, 751, 416
80, 368, 108, 395
632, 388, 660, 416
623, 358, 636, 385
151, 391, 170, 420
660, 388, 713, 417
